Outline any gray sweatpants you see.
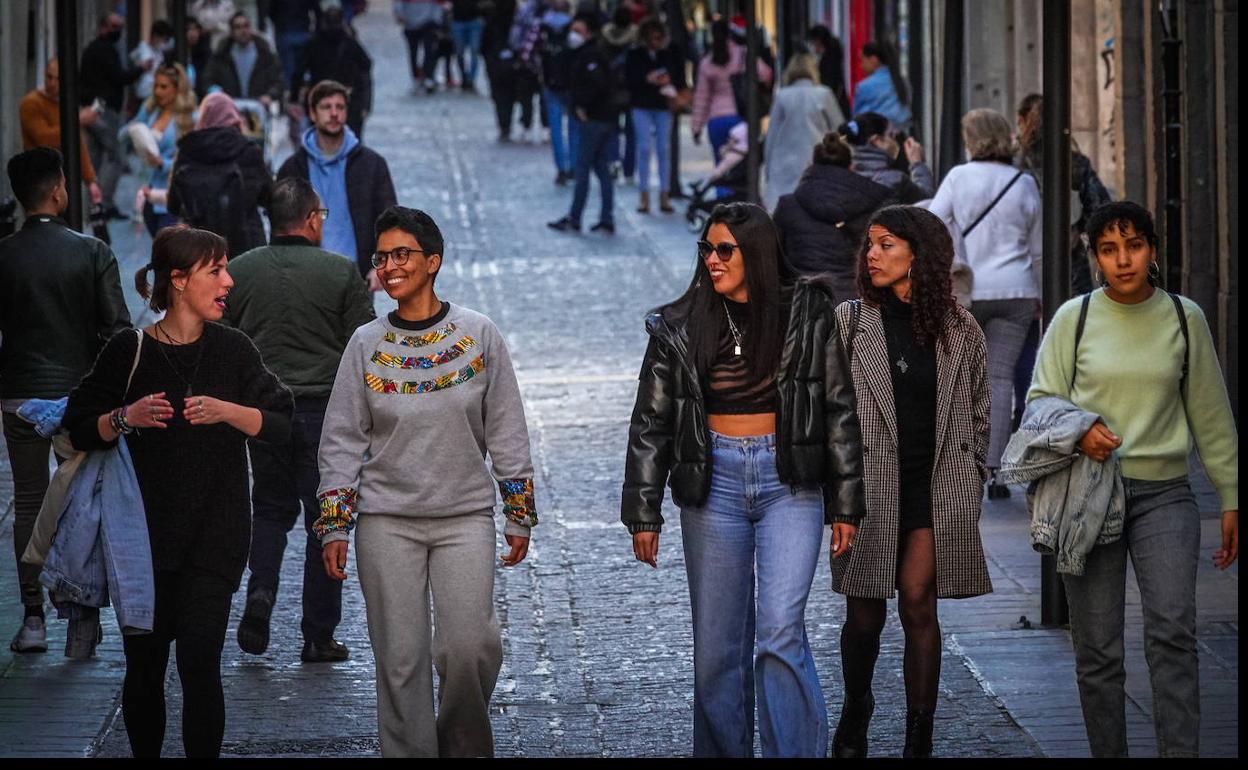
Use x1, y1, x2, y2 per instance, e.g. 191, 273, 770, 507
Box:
355, 512, 502, 758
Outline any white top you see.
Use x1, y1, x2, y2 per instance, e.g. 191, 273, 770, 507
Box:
928, 160, 1042, 301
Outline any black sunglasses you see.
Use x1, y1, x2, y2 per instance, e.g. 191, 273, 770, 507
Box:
697, 240, 741, 263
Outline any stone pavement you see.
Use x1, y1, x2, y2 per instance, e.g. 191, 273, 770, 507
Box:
0, 2, 1237, 757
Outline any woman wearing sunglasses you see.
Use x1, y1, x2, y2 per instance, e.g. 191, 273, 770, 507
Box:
621, 202, 864, 757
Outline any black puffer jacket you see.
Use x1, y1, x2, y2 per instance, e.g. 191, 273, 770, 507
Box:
621, 280, 865, 533
772, 164, 894, 303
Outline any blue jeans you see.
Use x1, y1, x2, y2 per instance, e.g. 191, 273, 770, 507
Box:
632, 108, 672, 194
451, 19, 483, 85
275, 29, 312, 90
569, 119, 615, 227
544, 89, 580, 175
1063, 476, 1202, 758
680, 432, 828, 757
707, 114, 742, 163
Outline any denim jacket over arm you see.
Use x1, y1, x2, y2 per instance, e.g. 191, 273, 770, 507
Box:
1000, 395, 1125, 576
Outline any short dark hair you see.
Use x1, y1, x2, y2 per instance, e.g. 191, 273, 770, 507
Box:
374, 206, 445, 281
230, 11, 250, 27
268, 177, 321, 234
1083, 201, 1159, 252
638, 17, 666, 43
308, 79, 350, 111
574, 11, 603, 33
136, 225, 228, 312
151, 19, 175, 39
7, 147, 63, 210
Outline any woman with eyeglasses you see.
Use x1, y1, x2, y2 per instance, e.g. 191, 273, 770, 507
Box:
621, 202, 864, 757
314, 206, 538, 758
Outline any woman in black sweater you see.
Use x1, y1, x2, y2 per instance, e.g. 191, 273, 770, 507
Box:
65, 226, 292, 758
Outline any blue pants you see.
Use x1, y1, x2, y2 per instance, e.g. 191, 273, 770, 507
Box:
680, 432, 828, 757
632, 108, 672, 194
544, 88, 580, 175
608, 110, 636, 177
275, 30, 312, 90
707, 114, 742, 163
569, 119, 615, 227
451, 19, 483, 85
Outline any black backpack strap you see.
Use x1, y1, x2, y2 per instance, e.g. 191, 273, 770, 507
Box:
1167, 292, 1190, 395
1070, 293, 1092, 391
963, 169, 1026, 239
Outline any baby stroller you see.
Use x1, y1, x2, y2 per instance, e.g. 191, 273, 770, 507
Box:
685, 121, 762, 232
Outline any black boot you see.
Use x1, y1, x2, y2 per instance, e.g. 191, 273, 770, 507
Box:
902, 709, 934, 758
237, 588, 275, 655
832, 690, 875, 758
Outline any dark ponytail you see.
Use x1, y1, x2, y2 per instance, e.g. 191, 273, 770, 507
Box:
140, 225, 228, 312
837, 112, 890, 146
862, 41, 909, 107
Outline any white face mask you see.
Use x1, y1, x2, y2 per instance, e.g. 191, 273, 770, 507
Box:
567, 31, 586, 49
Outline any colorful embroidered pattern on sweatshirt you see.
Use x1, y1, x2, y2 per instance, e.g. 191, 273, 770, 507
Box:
371, 336, 477, 370
364, 354, 486, 394
314, 487, 358, 537
382, 323, 458, 348
499, 478, 538, 527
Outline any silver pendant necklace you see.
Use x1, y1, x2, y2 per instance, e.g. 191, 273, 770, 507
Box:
723, 302, 743, 356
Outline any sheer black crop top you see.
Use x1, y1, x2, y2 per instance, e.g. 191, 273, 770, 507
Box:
705, 299, 779, 415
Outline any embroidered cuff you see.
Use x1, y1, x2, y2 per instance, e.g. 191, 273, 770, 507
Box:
314, 487, 359, 541
498, 478, 538, 528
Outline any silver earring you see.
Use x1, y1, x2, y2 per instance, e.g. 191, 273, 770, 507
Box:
1147, 260, 1161, 284
1095, 269, 1106, 287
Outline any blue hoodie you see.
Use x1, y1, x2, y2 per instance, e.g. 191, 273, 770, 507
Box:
302, 125, 360, 264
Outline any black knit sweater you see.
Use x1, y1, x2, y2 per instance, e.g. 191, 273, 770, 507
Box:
65, 323, 293, 588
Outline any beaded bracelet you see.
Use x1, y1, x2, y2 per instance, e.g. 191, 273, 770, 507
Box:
110, 406, 135, 435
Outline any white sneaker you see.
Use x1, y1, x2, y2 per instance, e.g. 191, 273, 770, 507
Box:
10, 616, 48, 653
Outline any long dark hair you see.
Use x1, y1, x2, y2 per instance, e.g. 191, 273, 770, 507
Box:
673, 203, 790, 380
862, 40, 908, 107
855, 206, 959, 349
710, 18, 730, 66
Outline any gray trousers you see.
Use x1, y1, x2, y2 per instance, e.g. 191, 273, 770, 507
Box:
1062, 477, 1201, 758
970, 298, 1038, 468
84, 107, 124, 206
355, 512, 502, 758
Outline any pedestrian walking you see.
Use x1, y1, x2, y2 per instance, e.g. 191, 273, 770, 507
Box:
129, 20, 176, 103
805, 25, 850, 121
168, 93, 273, 258
539, 1, 579, 184
450, 0, 486, 92
315, 206, 537, 757
202, 12, 286, 109
851, 41, 911, 130
621, 202, 864, 757
396, 0, 445, 94
292, 7, 374, 140
838, 112, 933, 204
19, 59, 103, 208
187, 19, 213, 98
690, 18, 772, 165
507, 0, 547, 143
277, 79, 398, 291
191, 0, 238, 49
601, 7, 638, 183
81, 12, 152, 219
625, 16, 686, 213
63, 225, 293, 757
223, 177, 375, 663
483, 0, 522, 140
828, 205, 992, 759
123, 63, 197, 236
547, 13, 622, 235
928, 108, 1042, 498
1025, 201, 1238, 758
268, 0, 322, 89
1, 148, 131, 654
761, 53, 843, 211
772, 132, 893, 300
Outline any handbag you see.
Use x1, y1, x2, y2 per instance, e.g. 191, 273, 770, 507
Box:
948, 169, 1025, 308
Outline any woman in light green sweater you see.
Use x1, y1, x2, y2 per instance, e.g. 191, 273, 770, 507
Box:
1028, 201, 1237, 758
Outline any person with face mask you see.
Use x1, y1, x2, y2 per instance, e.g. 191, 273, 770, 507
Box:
291, 7, 374, 140
131, 20, 177, 101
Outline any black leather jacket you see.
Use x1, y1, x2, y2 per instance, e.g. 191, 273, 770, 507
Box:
0, 216, 131, 401
621, 280, 865, 533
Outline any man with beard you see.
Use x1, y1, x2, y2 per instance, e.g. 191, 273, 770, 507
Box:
277, 80, 396, 292
291, 7, 373, 139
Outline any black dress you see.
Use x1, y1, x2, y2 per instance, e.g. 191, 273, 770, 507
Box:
880, 293, 937, 533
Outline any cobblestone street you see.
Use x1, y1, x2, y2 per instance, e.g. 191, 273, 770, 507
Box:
0, 3, 1237, 758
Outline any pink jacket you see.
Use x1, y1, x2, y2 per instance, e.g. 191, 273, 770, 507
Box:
690, 43, 774, 134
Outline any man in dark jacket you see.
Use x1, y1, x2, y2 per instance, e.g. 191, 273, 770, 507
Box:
291, 7, 373, 139
547, 13, 619, 234
203, 12, 286, 107
277, 80, 397, 289
223, 177, 374, 663
0, 148, 131, 653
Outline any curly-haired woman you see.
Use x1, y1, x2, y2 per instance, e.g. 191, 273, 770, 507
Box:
830, 205, 992, 758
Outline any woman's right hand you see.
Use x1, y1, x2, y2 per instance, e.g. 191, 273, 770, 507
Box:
1078, 421, 1122, 462
125, 392, 174, 429
323, 541, 349, 581
904, 137, 925, 164
632, 531, 659, 568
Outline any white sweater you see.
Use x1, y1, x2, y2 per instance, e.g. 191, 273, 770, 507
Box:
929, 160, 1042, 302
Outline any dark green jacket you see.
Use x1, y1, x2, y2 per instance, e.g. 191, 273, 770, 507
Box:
0, 215, 131, 400
222, 236, 375, 399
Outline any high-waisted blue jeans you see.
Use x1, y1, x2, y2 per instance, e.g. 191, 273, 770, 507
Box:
680, 431, 828, 757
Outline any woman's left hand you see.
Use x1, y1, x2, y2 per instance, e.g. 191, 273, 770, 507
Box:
1213, 510, 1238, 569
184, 395, 232, 426
500, 534, 529, 566
831, 523, 857, 559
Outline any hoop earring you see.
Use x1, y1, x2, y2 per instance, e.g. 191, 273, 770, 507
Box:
1147, 260, 1161, 285
1095, 269, 1106, 287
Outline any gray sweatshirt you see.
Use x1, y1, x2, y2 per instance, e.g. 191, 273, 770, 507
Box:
315, 303, 537, 544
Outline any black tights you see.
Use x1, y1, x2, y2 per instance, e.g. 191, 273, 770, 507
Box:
840, 528, 940, 712
122, 568, 234, 758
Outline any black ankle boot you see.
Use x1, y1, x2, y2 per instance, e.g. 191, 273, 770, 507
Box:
902, 709, 934, 758
832, 690, 875, 758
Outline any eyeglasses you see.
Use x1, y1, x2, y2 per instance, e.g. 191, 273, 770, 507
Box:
697, 240, 741, 263
371, 246, 425, 269
309, 208, 329, 221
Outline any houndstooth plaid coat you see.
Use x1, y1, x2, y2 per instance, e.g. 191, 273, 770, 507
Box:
830, 300, 993, 599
